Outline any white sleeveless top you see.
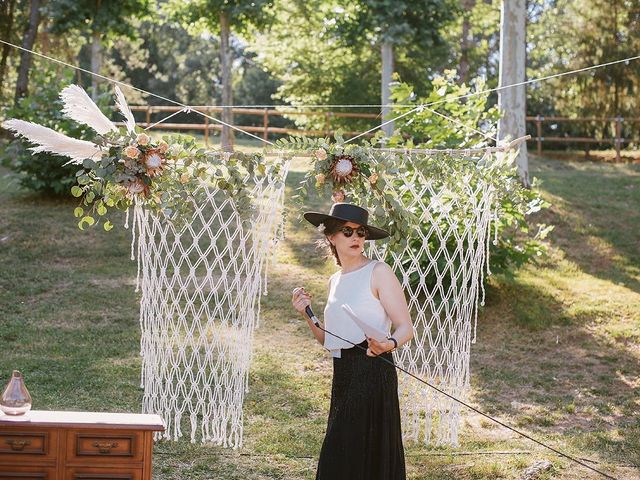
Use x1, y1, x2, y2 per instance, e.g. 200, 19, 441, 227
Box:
323, 260, 392, 358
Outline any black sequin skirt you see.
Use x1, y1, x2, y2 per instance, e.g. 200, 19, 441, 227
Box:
316, 340, 406, 480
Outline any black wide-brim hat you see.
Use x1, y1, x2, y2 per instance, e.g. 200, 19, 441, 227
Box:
303, 203, 390, 240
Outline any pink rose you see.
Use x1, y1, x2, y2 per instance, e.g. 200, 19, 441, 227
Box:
158, 140, 169, 153
315, 173, 326, 185
124, 145, 140, 159
332, 190, 345, 203
315, 148, 328, 160
136, 133, 150, 146
369, 173, 379, 185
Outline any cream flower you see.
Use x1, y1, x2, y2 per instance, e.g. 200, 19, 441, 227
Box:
314, 148, 327, 160
317, 223, 326, 233
136, 133, 150, 146
158, 140, 170, 153
315, 173, 326, 185
124, 145, 140, 159
368, 173, 379, 185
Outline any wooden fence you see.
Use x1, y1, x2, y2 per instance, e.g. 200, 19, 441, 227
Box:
129, 106, 639, 159
527, 115, 639, 160
129, 105, 379, 143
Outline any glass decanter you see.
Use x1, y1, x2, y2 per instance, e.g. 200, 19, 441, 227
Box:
0, 370, 32, 415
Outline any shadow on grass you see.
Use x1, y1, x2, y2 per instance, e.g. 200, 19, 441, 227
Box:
471, 280, 640, 465
244, 349, 325, 458
532, 158, 640, 293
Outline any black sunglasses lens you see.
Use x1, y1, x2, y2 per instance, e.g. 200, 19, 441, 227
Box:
341, 226, 367, 238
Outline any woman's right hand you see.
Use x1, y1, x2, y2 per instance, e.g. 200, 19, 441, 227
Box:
292, 286, 312, 315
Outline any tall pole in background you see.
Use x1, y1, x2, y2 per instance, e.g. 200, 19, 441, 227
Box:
498, 0, 530, 187
381, 41, 394, 137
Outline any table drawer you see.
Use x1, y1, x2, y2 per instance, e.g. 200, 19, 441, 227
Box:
66, 431, 143, 463
0, 465, 56, 479
65, 467, 142, 480
0, 430, 55, 458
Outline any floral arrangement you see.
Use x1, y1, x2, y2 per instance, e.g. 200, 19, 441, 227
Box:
275, 132, 411, 243
3, 85, 276, 230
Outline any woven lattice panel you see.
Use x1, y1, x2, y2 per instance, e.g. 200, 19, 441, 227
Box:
134, 160, 288, 447
366, 152, 497, 446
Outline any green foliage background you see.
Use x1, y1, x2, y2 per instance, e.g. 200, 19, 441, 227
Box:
1, 66, 111, 195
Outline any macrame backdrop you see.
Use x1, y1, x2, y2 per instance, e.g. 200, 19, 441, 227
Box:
365, 150, 499, 446
131, 147, 501, 449
133, 155, 289, 447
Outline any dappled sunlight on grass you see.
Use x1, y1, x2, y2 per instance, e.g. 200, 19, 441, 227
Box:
531, 158, 640, 293
1, 154, 639, 478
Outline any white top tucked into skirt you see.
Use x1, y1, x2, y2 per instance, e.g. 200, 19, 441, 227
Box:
324, 260, 391, 358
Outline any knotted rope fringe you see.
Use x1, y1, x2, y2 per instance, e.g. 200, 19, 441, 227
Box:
364, 149, 499, 446
133, 155, 289, 447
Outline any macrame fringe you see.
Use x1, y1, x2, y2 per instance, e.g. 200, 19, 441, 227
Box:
368, 149, 500, 446
135, 160, 288, 447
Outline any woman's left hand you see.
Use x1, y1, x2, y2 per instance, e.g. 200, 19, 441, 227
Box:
366, 337, 395, 357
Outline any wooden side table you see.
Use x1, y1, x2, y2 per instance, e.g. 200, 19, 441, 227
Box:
0, 410, 165, 480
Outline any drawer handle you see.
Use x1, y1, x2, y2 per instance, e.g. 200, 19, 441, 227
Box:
92, 441, 119, 454
6, 438, 32, 451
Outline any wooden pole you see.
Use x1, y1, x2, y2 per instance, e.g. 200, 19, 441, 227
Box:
381, 41, 394, 136
204, 109, 210, 147
614, 116, 622, 162
263, 108, 269, 141
219, 11, 234, 151
145, 106, 151, 128
498, 0, 529, 187
536, 115, 542, 155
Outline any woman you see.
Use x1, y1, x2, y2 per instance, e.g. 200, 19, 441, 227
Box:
291, 203, 413, 480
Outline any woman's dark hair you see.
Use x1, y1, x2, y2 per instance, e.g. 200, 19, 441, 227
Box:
316, 217, 346, 266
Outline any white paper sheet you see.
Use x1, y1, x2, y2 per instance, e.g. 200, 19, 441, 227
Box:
341, 304, 388, 342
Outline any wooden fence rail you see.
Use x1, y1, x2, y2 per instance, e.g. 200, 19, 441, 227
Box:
526, 115, 640, 161
129, 105, 379, 143
126, 106, 639, 159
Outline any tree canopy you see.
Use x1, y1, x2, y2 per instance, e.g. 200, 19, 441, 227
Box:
0, 0, 638, 144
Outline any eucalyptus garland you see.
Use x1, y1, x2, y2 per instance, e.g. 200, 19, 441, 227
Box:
274, 132, 549, 261
275, 133, 413, 246
71, 128, 281, 231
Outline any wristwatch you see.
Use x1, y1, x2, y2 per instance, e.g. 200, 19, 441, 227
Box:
388, 337, 398, 352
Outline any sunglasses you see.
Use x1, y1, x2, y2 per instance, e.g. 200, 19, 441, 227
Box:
340, 226, 368, 238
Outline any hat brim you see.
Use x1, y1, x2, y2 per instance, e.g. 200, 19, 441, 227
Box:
303, 212, 390, 240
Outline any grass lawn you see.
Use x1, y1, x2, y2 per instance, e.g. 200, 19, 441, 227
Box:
0, 151, 638, 479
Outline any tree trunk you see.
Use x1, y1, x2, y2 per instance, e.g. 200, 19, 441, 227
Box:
219, 10, 234, 151
14, 0, 41, 104
0, 0, 17, 97
459, 0, 477, 84
90, 30, 102, 101
497, 0, 529, 187
612, 0, 619, 115
381, 40, 394, 137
